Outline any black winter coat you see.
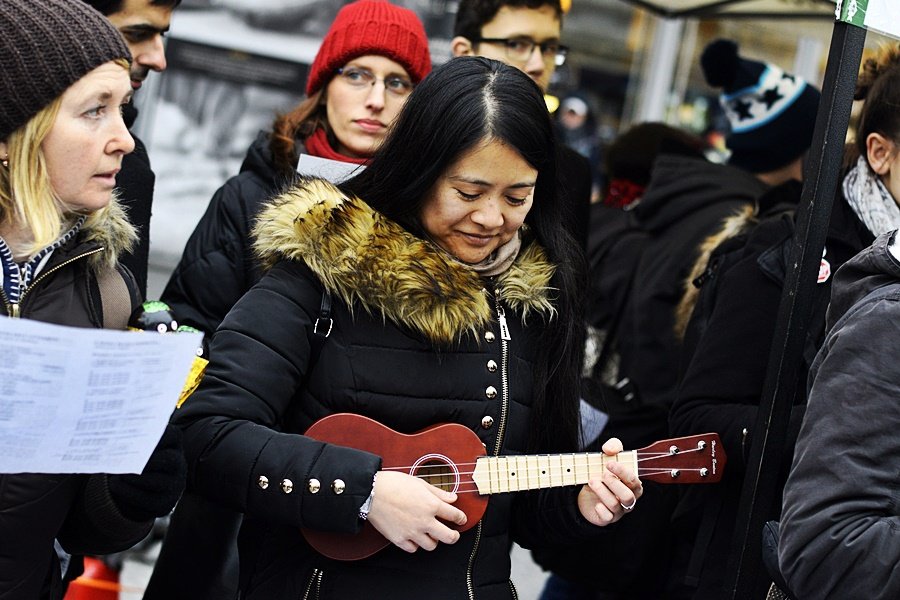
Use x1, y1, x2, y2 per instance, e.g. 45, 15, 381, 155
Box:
557, 145, 592, 252
161, 131, 297, 335
150, 131, 294, 600
616, 155, 767, 410
668, 180, 874, 598
173, 180, 599, 600
116, 103, 154, 299
0, 205, 149, 600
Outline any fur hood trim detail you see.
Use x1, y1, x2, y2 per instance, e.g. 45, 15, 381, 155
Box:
82, 197, 137, 270
674, 203, 756, 340
252, 179, 557, 344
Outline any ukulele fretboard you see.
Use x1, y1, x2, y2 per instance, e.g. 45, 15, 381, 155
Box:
471, 451, 638, 494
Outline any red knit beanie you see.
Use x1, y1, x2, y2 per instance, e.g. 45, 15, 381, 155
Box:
306, 0, 431, 97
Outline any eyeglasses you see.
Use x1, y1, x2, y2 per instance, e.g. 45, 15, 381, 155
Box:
474, 38, 569, 67
335, 67, 415, 97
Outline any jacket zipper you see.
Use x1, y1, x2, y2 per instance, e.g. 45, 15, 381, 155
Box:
509, 580, 519, 599
301, 568, 323, 600
467, 290, 512, 600
3, 248, 103, 317
0, 288, 16, 318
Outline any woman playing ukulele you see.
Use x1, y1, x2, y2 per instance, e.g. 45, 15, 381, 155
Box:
174, 57, 642, 599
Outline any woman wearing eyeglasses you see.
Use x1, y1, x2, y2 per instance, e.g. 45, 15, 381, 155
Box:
162, 0, 431, 337
144, 2, 431, 598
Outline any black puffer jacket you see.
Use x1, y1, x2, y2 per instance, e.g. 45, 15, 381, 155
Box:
173, 180, 599, 600
161, 131, 297, 334
0, 205, 149, 600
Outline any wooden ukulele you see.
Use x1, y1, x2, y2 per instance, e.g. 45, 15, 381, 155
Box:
302, 413, 726, 561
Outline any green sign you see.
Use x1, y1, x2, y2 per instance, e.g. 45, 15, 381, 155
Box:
837, 0, 900, 40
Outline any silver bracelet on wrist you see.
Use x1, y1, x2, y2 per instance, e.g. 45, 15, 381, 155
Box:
358, 473, 377, 521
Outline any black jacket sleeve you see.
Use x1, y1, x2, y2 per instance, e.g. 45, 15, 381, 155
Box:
172, 261, 381, 533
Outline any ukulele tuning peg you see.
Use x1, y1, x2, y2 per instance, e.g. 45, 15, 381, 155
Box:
670, 469, 680, 479
700, 468, 709, 478
697, 440, 707, 451
669, 445, 679, 455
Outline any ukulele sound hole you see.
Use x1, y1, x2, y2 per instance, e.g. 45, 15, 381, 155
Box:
412, 455, 459, 493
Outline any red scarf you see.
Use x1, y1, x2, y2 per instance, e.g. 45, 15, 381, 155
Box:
304, 128, 368, 165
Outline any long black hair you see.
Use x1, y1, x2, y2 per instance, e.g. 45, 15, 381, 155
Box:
343, 56, 583, 453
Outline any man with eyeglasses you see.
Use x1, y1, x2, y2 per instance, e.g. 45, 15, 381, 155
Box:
452, 0, 591, 251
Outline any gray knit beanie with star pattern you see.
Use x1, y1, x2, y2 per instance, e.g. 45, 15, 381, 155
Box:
0, 0, 131, 140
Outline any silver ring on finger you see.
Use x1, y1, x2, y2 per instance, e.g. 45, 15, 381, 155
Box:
620, 498, 636, 511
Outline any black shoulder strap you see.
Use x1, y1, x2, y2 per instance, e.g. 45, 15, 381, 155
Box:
308, 289, 332, 373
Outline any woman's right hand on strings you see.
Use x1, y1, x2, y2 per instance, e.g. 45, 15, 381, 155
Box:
366, 470, 467, 553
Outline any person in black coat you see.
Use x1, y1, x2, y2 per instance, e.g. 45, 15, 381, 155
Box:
81, 0, 182, 299
534, 123, 762, 600
0, 3, 185, 597
668, 42, 900, 598
173, 57, 643, 600
146, 3, 433, 597
161, 0, 432, 336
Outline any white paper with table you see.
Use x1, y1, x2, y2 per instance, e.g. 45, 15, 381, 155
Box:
0, 316, 201, 474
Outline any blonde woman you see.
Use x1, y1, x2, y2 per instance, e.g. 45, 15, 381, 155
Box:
0, 1, 184, 597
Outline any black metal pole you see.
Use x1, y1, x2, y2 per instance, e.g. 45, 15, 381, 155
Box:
725, 20, 867, 599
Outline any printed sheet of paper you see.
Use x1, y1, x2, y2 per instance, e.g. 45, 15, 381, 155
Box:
0, 317, 201, 474
297, 153, 365, 183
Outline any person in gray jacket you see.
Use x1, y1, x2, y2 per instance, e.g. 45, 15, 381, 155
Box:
778, 229, 900, 599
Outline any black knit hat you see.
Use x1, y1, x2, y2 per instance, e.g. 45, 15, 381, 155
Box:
0, 0, 131, 140
701, 39, 821, 174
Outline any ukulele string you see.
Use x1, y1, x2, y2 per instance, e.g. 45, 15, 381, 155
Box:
426, 468, 713, 495
377, 446, 708, 475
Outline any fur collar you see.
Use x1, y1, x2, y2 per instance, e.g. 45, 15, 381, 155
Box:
82, 199, 137, 269
253, 178, 557, 344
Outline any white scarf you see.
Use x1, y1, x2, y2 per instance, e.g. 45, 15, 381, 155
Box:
467, 230, 523, 277
842, 155, 900, 236
428, 229, 524, 277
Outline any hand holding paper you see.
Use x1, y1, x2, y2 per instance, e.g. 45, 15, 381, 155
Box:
0, 316, 201, 474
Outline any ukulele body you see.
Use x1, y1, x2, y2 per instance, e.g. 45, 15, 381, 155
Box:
303, 413, 489, 561
301, 413, 725, 561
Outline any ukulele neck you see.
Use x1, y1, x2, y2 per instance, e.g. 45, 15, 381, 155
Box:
471, 451, 638, 494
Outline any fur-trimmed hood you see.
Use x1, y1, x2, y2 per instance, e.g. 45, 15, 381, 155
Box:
674, 204, 757, 340
252, 178, 557, 344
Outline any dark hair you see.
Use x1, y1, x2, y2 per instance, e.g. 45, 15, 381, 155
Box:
604, 122, 707, 186
343, 56, 583, 453
81, 0, 181, 16
854, 44, 900, 162
453, 0, 563, 40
